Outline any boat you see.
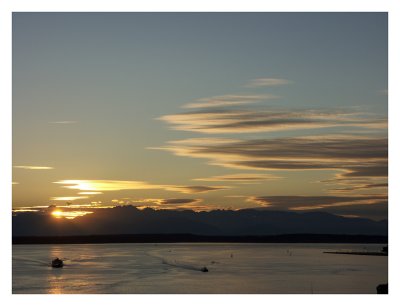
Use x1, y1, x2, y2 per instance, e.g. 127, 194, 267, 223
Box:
51, 257, 64, 268
200, 266, 208, 272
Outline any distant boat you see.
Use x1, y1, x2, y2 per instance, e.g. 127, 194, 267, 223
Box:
200, 267, 208, 272
51, 257, 64, 268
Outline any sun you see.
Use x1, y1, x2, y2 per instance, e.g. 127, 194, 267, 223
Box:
51, 210, 63, 218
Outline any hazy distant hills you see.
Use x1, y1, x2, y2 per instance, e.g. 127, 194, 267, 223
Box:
12, 206, 388, 237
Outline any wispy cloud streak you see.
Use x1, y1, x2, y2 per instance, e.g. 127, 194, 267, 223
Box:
154, 76, 387, 215
159, 108, 386, 134
183, 94, 278, 109
155, 135, 387, 173
50, 196, 89, 201
247, 194, 387, 211
109, 197, 207, 211
320, 176, 388, 194
194, 173, 281, 182
49, 121, 77, 124
14, 165, 54, 170
54, 180, 229, 194
244, 78, 291, 88
154, 135, 387, 192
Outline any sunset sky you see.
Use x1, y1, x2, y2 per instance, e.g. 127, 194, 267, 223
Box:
12, 13, 388, 220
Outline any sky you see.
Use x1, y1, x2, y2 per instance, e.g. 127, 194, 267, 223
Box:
12, 12, 388, 220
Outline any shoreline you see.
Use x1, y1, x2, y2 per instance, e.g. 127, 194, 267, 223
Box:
323, 251, 387, 256
12, 233, 388, 245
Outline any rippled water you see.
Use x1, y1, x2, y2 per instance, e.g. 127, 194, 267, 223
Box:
12, 243, 387, 294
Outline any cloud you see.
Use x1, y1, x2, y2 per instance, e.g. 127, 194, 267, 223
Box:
135, 198, 202, 205
244, 78, 291, 88
54, 180, 155, 191
159, 79, 385, 135
50, 196, 89, 201
193, 173, 282, 182
155, 135, 387, 192
154, 78, 387, 209
328, 182, 388, 193
182, 94, 278, 109
311, 203, 387, 220
78, 192, 103, 195
339, 166, 388, 178
157, 198, 201, 205
12, 208, 39, 213
156, 135, 387, 173
247, 194, 387, 211
158, 108, 387, 134
49, 121, 77, 124
109, 197, 203, 207
168, 185, 229, 193
115, 197, 208, 211
13, 165, 54, 170
320, 175, 388, 194
54, 180, 229, 194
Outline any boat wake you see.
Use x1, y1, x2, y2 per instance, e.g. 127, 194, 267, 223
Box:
147, 250, 209, 272
13, 256, 51, 266
161, 257, 208, 272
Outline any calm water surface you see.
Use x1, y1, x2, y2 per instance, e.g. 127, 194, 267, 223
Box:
12, 243, 387, 294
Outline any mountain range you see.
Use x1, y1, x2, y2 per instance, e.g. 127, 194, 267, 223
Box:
12, 206, 388, 237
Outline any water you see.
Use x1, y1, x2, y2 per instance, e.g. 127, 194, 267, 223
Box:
12, 243, 387, 294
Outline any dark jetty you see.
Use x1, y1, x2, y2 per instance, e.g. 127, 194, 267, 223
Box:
323, 251, 387, 256
324, 244, 388, 256
376, 283, 388, 294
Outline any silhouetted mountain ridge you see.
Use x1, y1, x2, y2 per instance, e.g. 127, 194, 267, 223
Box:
12, 206, 388, 236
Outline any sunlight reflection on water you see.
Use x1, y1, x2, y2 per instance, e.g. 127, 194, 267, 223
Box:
13, 243, 388, 294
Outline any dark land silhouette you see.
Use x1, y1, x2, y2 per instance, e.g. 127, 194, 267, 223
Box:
12, 206, 387, 239
12, 233, 388, 244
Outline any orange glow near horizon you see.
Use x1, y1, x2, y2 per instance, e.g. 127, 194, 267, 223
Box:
51, 209, 93, 219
